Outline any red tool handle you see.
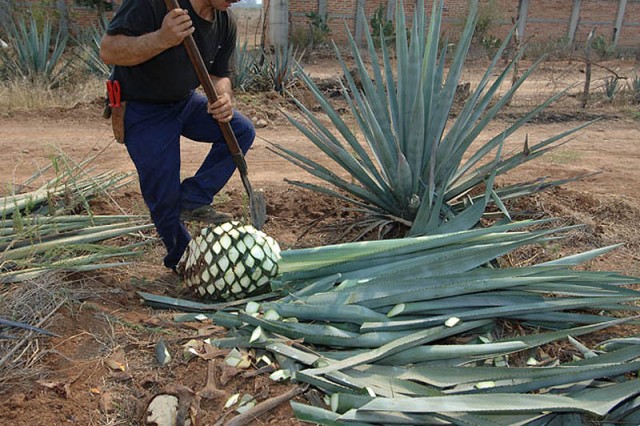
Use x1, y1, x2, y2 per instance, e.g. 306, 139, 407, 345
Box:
107, 80, 121, 107
163, 0, 245, 170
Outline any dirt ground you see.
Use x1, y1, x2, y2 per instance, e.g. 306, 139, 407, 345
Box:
1, 58, 639, 425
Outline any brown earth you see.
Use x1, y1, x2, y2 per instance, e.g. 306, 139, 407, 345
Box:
0, 58, 639, 425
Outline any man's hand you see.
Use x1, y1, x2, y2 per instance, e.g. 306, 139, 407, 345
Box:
208, 92, 233, 122
100, 8, 194, 66
208, 77, 234, 123
158, 8, 195, 49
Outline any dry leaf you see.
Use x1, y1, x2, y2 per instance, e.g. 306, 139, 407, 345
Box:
110, 371, 133, 382
37, 380, 71, 399
99, 392, 115, 413
104, 358, 126, 372
105, 349, 126, 372
220, 364, 241, 385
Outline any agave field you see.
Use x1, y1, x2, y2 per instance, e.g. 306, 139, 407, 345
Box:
1, 0, 640, 425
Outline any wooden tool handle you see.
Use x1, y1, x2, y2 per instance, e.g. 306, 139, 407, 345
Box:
164, 0, 245, 164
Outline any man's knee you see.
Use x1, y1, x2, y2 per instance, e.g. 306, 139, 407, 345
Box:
243, 125, 256, 152
233, 113, 256, 152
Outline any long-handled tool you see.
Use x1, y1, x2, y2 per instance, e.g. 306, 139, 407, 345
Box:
164, 0, 266, 229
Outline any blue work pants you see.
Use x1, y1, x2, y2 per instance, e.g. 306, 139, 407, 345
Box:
123, 92, 255, 269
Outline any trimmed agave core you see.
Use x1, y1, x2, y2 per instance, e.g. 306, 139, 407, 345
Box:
178, 222, 281, 301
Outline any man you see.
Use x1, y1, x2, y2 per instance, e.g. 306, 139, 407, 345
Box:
100, 0, 255, 272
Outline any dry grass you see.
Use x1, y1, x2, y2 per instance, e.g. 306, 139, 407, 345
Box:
0, 271, 133, 394
0, 9, 264, 114
501, 187, 640, 277
233, 7, 264, 47
0, 75, 104, 113
0, 273, 69, 391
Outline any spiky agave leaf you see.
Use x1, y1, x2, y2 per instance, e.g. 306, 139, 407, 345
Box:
271, 0, 594, 237
251, 44, 303, 94
0, 152, 149, 282
0, 15, 70, 85
73, 17, 111, 77
230, 224, 639, 422
0, 217, 153, 283
148, 219, 640, 422
232, 40, 258, 92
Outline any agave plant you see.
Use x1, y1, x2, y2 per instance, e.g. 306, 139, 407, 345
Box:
0, 15, 70, 85
629, 73, 640, 104
232, 40, 258, 92
73, 17, 111, 77
602, 76, 620, 102
0, 153, 153, 283
253, 44, 303, 94
272, 0, 592, 238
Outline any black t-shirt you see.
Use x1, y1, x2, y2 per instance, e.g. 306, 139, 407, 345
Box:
107, 0, 236, 103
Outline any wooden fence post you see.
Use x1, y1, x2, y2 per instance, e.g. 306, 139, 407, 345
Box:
268, 0, 289, 48
318, 0, 327, 18
56, 0, 69, 37
355, 0, 367, 46
567, 0, 581, 46
386, 0, 395, 22
517, 0, 529, 42
612, 0, 627, 48
506, 17, 522, 107
581, 28, 596, 109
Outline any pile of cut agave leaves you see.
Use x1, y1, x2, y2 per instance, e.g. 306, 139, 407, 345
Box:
0, 154, 153, 285
0, 154, 153, 360
141, 219, 640, 425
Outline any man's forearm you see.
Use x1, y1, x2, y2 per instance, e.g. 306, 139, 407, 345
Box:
101, 8, 194, 66
212, 76, 233, 97
100, 32, 170, 66
207, 76, 235, 122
